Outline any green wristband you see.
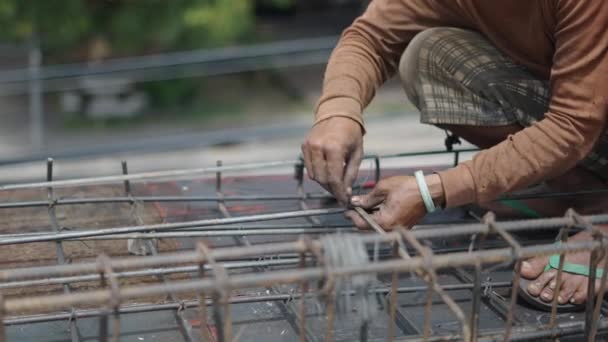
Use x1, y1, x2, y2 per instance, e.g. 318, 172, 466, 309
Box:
414, 170, 436, 213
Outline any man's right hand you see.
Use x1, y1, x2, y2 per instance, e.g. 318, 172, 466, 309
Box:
301, 117, 364, 205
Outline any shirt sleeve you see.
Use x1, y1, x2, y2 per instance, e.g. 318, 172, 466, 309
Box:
438, 0, 608, 207
314, 0, 466, 129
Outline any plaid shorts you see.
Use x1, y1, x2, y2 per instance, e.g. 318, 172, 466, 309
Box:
399, 27, 608, 180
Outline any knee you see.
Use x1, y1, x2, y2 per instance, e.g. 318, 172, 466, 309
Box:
399, 27, 468, 104
399, 28, 461, 80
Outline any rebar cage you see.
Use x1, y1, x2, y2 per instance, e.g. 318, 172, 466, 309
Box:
1, 149, 608, 342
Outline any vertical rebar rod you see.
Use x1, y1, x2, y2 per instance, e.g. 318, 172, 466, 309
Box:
216, 160, 314, 342
468, 228, 487, 342
205, 249, 231, 342
195, 243, 213, 342
96, 258, 122, 342
466, 211, 519, 323
399, 228, 471, 342
121, 161, 196, 342
299, 248, 309, 342
423, 275, 434, 341
46, 159, 81, 342
211, 294, 226, 342
549, 220, 572, 328
470, 261, 481, 342
96, 256, 113, 342
354, 208, 470, 341
295, 161, 322, 225
214, 160, 236, 342
483, 213, 522, 342
324, 284, 336, 342
589, 245, 608, 342
387, 242, 399, 342
569, 211, 604, 342
585, 236, 601, 341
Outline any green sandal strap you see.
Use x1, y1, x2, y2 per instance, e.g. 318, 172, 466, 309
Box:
544, 254, 604, 278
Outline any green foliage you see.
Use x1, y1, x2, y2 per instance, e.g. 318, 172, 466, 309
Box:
0, 0, 259, 109
0, 0, 255, 58
0, 0, 90, 52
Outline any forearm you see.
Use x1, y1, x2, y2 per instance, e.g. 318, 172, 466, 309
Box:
437, 113, 604, 207
315, 0, 462, 127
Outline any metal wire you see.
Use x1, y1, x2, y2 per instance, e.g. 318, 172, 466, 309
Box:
1, 152, 608, 342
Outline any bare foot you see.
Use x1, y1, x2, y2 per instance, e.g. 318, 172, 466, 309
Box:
520, 226, 608, 305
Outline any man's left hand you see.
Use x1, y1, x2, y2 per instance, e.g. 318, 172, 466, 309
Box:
345, 174, 445, 230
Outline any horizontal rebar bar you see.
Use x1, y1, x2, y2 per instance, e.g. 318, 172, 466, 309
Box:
2, 207, 606, 248
2, 241, 501, 291
0, 228, 355, 241
0, 223, 354, 238
0, 258, 301, 290
3, 212, 608, 282
0, 148, 475, 191
1, 187, 606, 211
1, 240, 504, 291
0, 208, 345, 245
4, 281, 512, 326
0, 193, 331, 209
3, 237, 605, 314
0, 160, 299, 191
399, 319, 608, 342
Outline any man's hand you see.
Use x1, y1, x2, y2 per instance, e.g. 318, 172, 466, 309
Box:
345, 174, 445, 230
301, 117, 364, 204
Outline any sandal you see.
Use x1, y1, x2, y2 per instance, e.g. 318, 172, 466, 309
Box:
518, 247, 603, 312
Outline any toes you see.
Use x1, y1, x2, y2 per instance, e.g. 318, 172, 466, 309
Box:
571, 285, 588, 305
556, 275, 583, 305
521, 256, 549, 279
540, 286, 555, 302
527, 268, 556, 297
570, 278, 603, 305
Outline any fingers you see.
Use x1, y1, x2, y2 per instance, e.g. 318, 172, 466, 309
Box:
326, 148, 348, 204
343, 144, 363, 192
345, 210, 372, 230
301, 144, 314, 180
346, 206, 395, 231
310, 148, 328, 189
351, 187, 385, 210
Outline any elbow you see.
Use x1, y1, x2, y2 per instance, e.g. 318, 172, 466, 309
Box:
544, 110, 605, 162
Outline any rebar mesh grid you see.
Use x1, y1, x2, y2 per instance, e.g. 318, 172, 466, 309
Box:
0, 149, 608, 342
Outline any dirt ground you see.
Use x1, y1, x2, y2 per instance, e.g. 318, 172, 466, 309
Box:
0, 183, 192, 313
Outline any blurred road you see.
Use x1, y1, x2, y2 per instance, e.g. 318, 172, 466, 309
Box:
0, 108, 474, 184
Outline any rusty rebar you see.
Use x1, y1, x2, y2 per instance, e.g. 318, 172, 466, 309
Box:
354, 207, 471, 341
195, 242, 213, 342
548, 211, 574, 328
387, 242, 399, 342
46, 158, 81, 342
2, 154, 608, 342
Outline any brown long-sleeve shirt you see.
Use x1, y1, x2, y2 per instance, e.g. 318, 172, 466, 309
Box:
315, 0, 608, 207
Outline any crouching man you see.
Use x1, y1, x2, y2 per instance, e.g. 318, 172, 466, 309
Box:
302, 0, 608, 310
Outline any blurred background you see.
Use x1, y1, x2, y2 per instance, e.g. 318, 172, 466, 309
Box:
0, 0, 455, 182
